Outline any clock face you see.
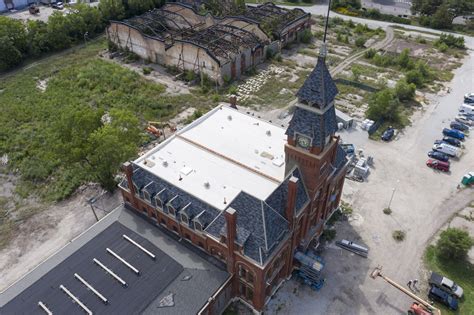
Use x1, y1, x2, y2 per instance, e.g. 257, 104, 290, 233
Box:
296, 135, 311, 149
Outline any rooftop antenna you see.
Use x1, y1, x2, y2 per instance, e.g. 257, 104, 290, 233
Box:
320, 0, 332, 58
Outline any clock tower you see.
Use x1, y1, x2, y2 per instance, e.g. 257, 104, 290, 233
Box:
284, 43, 347, 246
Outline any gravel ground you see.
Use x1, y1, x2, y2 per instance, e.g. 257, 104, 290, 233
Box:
265, 44, 474, 315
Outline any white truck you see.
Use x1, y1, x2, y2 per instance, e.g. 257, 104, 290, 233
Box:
433, 143, 460, 158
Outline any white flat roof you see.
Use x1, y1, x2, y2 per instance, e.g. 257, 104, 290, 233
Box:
135, 106, 287, 210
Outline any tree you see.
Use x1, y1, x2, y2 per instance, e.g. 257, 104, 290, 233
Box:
411, 0, 474, 28
405, 70, 424, 87
395, 78, 416, 102
366, 88, 401, 123
436, 228, 473, 260
86, 109, 141, 191
126, 0, 155, 17
397, 48, 413, 69
0, 16, 28, 54
430, 4, 453, 29
0, 36, 23, 71
26, 20, 51, 57
99, 0, 125, 21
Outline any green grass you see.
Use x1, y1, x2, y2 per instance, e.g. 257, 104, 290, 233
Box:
425, 245, 474, 314
0, 37, 220, 201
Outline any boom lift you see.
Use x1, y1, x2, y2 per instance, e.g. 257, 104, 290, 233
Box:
370, 266, 441, 315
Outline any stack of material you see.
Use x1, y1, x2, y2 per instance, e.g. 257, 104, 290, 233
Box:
360, 119, 374, 130
354, 158, 369, 178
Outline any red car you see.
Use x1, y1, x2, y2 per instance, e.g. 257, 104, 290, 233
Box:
426, 159, 450, 172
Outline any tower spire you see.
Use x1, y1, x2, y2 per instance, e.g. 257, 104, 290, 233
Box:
320, 0, 332, 58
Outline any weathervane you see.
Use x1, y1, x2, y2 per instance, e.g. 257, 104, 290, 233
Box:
320, 0, 332, 58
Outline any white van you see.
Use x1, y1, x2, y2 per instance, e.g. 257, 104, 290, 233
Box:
459, 103, 474, 115
433, 143, 460, 157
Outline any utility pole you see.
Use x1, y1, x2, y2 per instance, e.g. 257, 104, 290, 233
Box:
88, 197, 99, 222
387, 179, 400, 210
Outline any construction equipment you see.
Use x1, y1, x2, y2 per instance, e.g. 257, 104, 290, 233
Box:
29, 4, 40, 14
294, 251, 325, 291
146, 121, 177, 139
370, 266, 441, 315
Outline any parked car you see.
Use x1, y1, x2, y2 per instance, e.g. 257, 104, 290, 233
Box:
443, 128, 465, 140
432, 143, 459, 158
459, 103, 474, 115
427, 150, 450, 162
435, 137, 462, 147
426, 159, 450, 172
429, 272, 464, 298
455, 115, 474, 126
428, 286, 459, 310
450, 121, 469, 132
381, 127, 395, 141
464, 92, 474, 104
52, 1, 64, 9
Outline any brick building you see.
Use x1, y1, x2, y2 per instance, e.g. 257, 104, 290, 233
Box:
119, 48, 349, 313
106, 2, 310, 84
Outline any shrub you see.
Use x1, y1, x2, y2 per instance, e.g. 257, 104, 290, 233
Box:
184, 70, 196, 82
228, 85, 238, 95
366, 88, 401, 123
322, 229, 337, 241
436, 228, 473, 260
395, 78, 416, 102
405, 70, 423, 87
383, 207, 392, 215
142, 66, 152, 75
355, 36, 366, 48
393, 230, 406, 242
435, 33, 465, 49
340, 201, 353, 216
437, 42, 449, 52
300, 29, 313, 43
364, 48, 377, 59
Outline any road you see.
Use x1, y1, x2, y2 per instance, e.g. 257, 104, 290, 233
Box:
266, 4, 474, 315
330, 27, 394, 76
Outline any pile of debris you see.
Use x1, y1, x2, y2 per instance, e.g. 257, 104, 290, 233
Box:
235, 65, 285, 102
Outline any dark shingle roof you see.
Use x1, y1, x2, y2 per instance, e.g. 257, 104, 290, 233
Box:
205, 191, 289, 265
296, 56, 338, 109
285, 106, 338, 147
265, 168, 309, 217
131, 163, 303, 266
335, 144, 348, 174
132, 166, 219, 228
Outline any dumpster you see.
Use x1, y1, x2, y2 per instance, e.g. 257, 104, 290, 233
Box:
461, 173, 474, 185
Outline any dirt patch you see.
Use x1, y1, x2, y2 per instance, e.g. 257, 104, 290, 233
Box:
0, 175, 120, 291
102, 51, 191, 95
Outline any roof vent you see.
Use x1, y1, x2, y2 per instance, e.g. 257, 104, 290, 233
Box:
204, 182, 210, 189
266, 130, 271, 136
227, 115, 232, 121
163, 161, 168, 167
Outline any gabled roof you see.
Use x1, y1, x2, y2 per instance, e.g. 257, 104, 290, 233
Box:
265, 168, 309, 217
205, 191, 289, 266
285, 106, 338, 147
296, 56, 338, 109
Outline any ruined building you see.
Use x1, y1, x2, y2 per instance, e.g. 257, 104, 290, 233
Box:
118, 46, 349, 312
106, 2, 310, 84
